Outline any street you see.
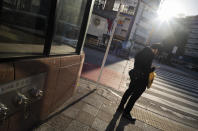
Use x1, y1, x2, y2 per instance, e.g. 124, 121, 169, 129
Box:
1, 0, 198, 131
82, 47, 198, 129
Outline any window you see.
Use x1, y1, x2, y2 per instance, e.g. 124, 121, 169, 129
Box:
51, 0, 88, 55
0, 0, 91, 58
0, 0, 51, 58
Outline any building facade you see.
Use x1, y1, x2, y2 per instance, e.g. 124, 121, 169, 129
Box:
86, 0, 138, 50
128, 0, 161, 55
185, 16, 198, 59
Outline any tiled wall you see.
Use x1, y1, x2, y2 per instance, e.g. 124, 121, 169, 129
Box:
0, 54, 84, 131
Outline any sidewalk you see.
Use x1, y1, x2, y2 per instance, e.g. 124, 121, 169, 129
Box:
81, 62, 125, 91
33, 78, 195, 131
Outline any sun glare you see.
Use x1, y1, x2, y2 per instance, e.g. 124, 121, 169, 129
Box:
158, 0, 185, 21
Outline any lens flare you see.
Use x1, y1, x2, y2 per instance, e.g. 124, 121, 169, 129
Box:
158, 0, 185, 21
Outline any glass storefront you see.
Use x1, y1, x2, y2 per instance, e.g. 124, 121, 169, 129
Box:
51, 0, 88, 55
0, 0, 51, 58
0, 0, 91, 59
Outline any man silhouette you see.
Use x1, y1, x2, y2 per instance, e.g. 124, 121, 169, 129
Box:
117, 44, 160, 122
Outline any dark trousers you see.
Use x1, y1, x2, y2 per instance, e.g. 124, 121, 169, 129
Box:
119, 81, 146, 114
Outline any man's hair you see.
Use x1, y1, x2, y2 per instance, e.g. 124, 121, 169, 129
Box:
150, 43, 161, 49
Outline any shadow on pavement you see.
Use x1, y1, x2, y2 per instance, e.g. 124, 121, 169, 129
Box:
105, 110, 134, 131
84, 47, 127, 68
31, 89, 97, 130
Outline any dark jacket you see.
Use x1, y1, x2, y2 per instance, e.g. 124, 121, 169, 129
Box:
132, 47, 155, 86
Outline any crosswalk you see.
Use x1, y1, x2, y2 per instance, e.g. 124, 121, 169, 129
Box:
138, 69, 198, 128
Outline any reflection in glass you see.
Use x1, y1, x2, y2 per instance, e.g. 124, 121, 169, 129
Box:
0, 0, 51, 58
51, 0, 88, 55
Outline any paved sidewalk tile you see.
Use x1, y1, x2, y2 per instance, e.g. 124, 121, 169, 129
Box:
82, 94, 104, 109
33, 78, 196, 131
76, 111, 95, 126
82, 103, 99, 116
33, 124, 55, 131
62, 107, 80, 119
100, 103, 117, 115
92, 118, 108, 131
65, 120, 90, 131
96, 109, 113, 122
46, 115, 72, 131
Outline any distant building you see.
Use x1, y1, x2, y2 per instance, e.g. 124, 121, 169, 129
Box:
128, 0, 161, 55
104, 0, 139, 41
113, 0, 138, 41
112, 0, 138, 15
86, 14, 109, 47
184, 16, 198, 59
86, 0, 138, 49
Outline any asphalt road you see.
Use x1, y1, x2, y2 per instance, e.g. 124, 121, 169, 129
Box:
83, 47, 127, 74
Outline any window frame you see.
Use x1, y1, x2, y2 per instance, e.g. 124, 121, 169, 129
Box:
0, 0, 94, 62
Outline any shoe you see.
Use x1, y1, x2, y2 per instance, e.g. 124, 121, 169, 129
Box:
122, 113, 136, 122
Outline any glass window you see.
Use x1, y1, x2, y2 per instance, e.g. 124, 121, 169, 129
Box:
51, 0, 88, 55
0, 0, 51, 58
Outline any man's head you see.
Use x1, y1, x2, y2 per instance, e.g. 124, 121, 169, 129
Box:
150, 44, 161, 55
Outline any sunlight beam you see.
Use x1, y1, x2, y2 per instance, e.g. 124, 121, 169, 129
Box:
157, 0, 185, 22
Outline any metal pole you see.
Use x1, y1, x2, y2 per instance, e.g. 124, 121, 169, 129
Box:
96, 0, 125, 88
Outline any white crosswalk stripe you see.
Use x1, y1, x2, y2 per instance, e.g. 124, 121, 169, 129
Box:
139, 69, 198, 120
148, 88, 198, 107
152, 82, 198, 100
141, 93, 198, 117
156, 70, 198, 86
152, 80, 198, 102
155, 77, 198, 93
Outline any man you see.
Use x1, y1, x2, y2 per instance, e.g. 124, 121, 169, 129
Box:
117, 44, 160, 122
